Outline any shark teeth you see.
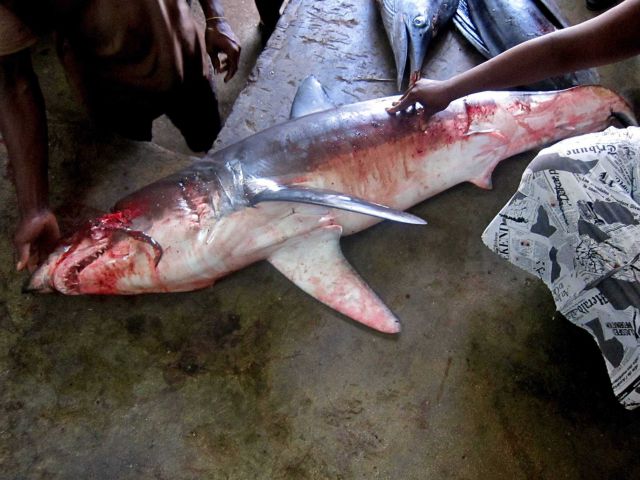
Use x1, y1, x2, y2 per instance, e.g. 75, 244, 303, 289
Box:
62, 245, 108, 291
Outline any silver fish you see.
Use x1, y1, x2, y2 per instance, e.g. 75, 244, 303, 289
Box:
454, 0, 599, 90
376, 0, 459, 90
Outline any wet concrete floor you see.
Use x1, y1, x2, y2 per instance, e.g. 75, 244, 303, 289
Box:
3, 1, 640, 479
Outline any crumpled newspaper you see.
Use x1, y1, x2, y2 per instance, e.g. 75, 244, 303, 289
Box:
483, 126, 640, 409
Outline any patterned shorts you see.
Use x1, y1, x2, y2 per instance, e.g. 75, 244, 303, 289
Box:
483, 126, 640, 409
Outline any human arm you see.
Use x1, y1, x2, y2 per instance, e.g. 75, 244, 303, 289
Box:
0, 49, 60, 271
387, 0, 640, 114
197, 0, 241, 82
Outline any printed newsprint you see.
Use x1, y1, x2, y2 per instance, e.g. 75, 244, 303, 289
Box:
483, 127, 640, 409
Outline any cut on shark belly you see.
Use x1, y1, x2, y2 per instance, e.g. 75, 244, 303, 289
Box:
28, 78, 636, 333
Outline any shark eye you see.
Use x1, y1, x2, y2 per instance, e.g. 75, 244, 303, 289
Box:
413, 15, 427, 27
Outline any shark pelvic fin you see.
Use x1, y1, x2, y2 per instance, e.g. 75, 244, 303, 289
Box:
249, 182, 427, 225
290, 75, 336, 119
268, 225, 401, 333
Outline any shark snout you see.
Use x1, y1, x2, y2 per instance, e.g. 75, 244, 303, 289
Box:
23, 263, 54, 294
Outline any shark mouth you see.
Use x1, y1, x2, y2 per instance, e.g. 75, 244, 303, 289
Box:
55, 212, 164, 293
61, 242, 110, 292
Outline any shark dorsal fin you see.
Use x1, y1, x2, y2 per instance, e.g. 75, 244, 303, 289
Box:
249, 182, 427, 225
268, 225, 401, 333
289, 75, 336, 119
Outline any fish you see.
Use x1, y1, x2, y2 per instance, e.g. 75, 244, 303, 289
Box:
376, 0, 459, 90
453, 0, 599, 90
28, 78, 635, 334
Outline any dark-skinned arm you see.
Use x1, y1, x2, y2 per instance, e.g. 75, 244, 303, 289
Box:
388, 0, 640, 115
197, 0, 241, 82
0, 49, 60, 271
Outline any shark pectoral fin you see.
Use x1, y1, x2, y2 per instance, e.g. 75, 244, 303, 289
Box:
290, 75, 336, 119
250, 184, 427, 225
268, 225, 401, 334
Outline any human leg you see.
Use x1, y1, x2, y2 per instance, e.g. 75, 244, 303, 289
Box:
165, 71, 221, 153
254, 0, 285, 43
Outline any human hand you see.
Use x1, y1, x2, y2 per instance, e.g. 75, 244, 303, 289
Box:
205, 20, 241, 83
14, 208, 61, 272
386, 78, 455, 117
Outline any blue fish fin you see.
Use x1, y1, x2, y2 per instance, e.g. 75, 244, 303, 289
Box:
453, 0, 491, 58
249, 183, 427, 225
268, 225, 401, 333
534, 0, 571, 29
289, 75, 336, 119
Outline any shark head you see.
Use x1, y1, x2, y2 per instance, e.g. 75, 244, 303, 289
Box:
26, 168, 241, 296
27, 210, 165, 295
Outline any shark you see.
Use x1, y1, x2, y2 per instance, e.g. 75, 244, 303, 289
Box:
28, 77, 636, 334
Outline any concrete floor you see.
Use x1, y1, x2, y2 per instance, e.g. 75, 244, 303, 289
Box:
3, 1, 640, 479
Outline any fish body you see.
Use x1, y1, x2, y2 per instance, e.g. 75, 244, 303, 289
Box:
454, 0, 599, 90
376, 0, 459, 90
29, 85, 635, 333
